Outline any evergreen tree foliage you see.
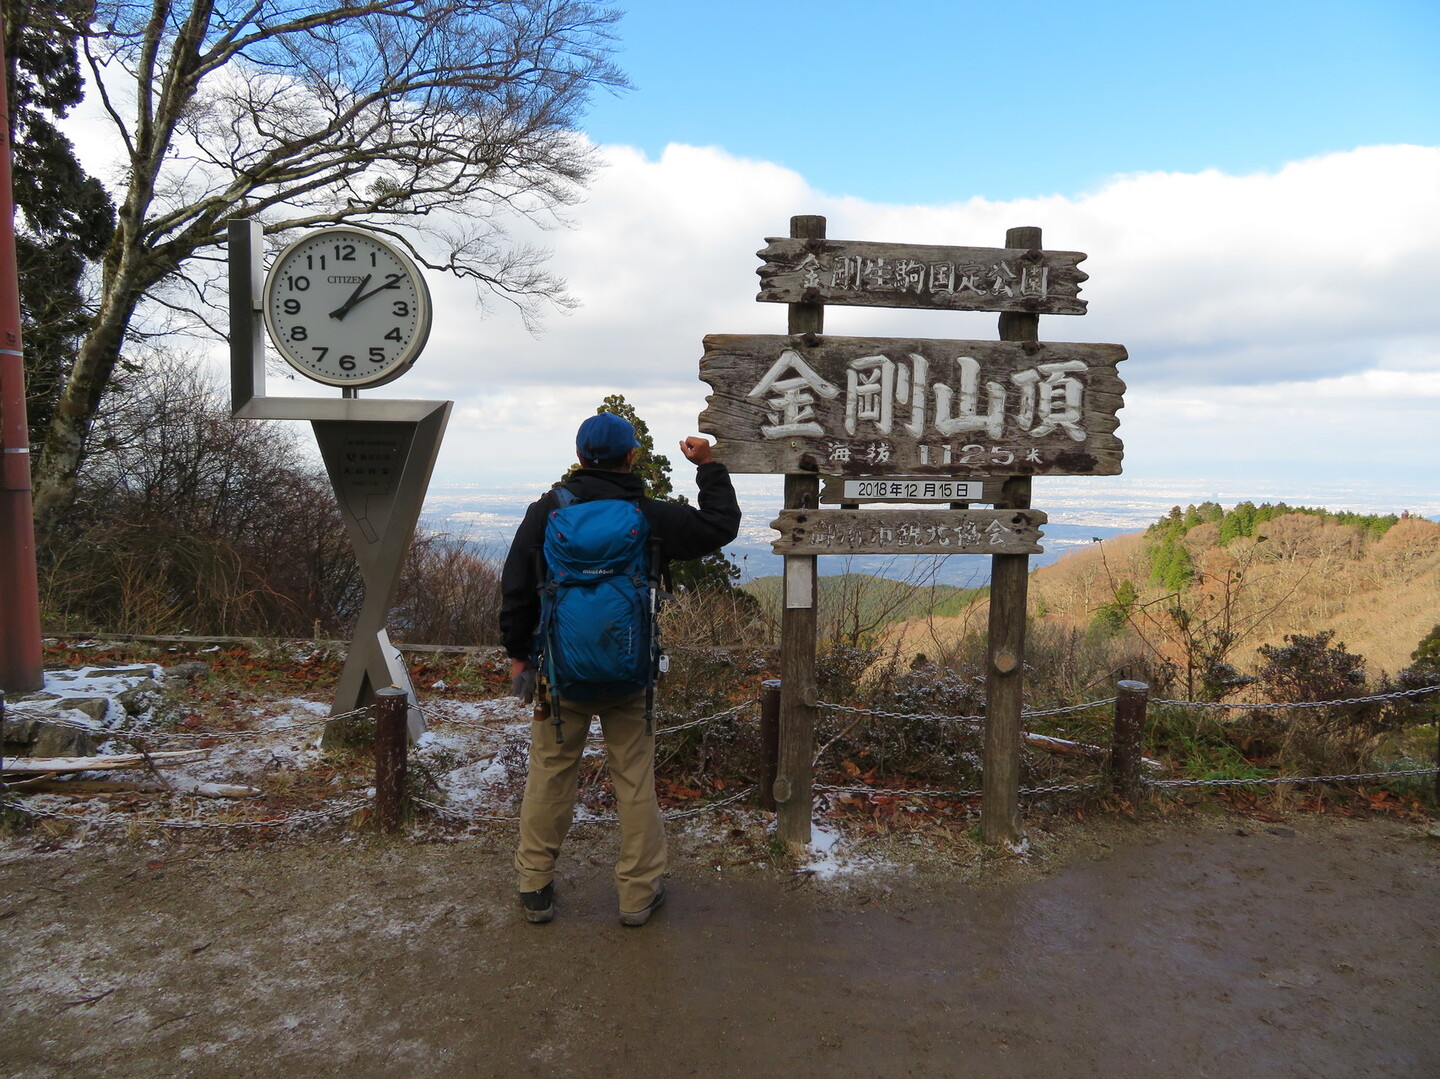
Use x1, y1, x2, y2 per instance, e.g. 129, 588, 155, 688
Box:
1396, 623, 1440, 723
1148, 535, 1194, 591
1089, 578, 1138, 638
1411, 623, 1440, 673
3, 0, 115, 453
1145, 499, 1402, 585
564, 396, 742, 593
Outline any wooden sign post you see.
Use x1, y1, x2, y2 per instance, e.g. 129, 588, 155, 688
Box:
699, 217, 1125, 848
775, 215, 824, 847
985, 225, 1042, 847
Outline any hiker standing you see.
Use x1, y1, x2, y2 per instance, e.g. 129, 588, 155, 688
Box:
500, 414, 741, 926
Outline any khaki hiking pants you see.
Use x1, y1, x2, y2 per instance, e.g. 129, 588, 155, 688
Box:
514, 690, 666, 913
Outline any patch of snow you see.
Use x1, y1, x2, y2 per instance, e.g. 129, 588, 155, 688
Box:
801, 820, 897, 880
42, 665, 160, 699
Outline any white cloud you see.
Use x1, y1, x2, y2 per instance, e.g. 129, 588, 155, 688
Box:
51, 92, 1440, 491
400, 142, 1439, 486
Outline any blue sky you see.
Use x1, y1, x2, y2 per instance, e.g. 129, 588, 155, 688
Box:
583, 0, 1440, 203
385, 0, 1438, 501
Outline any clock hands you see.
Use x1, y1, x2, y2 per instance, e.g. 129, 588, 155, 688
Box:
327, 274, 371, 320
327, 272, 403, 320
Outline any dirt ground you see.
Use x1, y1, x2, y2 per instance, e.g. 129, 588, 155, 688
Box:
2, 810, 1437, 1079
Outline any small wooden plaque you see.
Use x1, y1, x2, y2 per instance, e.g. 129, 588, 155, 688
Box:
820, 476, 1005, 505
757, 237, 1087, 315
768, 508, 1047, 556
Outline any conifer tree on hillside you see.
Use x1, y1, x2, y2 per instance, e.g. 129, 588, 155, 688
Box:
2, 0, 115, 456
1399, 623, 1440, 722
563, 395, 743, 594
1412, 624, 1440, 672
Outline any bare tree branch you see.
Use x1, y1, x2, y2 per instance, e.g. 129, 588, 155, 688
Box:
32, 0, 628, 546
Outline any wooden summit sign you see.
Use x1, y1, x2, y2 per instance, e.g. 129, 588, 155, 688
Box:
770, 507, 1046, 556
756, 237, 1088, 315
699, 334, 1126, 476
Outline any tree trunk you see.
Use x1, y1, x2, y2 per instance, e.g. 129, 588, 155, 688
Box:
30, 273, 146, 548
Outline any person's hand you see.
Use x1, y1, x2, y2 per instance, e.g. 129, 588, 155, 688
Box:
511, 660, 535, 703
679, 436, 713, 465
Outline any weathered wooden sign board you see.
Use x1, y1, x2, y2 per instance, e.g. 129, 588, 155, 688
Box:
770, 508, 1046, 556
699, 334, 1126, 476
820, 476, 1002, 504
756, 238, 1088, 315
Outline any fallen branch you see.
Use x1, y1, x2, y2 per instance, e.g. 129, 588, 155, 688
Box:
13, 779, 256, 798
2, 772, 60, 789
1, 750, 210, 775
1023, 732, 1107, 758
1022, 732, 1162, 770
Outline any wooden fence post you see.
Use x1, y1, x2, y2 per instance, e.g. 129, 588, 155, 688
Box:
981, 224, 1040, 847
374, 686, 409, 833
759, 679, 780, 812
776, 214, 824, 847
1111, 679, 1150, 804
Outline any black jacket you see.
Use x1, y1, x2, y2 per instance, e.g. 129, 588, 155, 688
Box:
499, 462, 742, 662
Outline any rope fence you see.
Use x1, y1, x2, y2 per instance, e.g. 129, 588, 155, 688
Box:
3, 679, 1438, 838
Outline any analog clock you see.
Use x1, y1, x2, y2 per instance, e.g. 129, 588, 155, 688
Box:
262, 227, 433, 388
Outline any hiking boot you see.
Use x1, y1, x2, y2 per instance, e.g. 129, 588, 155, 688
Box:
520, 883, 555, 923
619, 884, 665, 927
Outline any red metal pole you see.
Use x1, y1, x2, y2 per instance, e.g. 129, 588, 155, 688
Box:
0, 13, 45, 693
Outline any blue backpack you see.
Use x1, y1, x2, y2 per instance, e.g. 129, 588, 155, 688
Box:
534, 488, 662, 736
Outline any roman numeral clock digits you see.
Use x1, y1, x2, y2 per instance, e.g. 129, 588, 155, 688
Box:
262, 227, 433, 388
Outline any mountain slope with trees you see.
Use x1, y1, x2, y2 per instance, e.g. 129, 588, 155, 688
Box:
1030, 503, 1440, 680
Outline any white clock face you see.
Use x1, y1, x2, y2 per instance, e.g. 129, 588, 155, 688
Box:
263, 227, 433, 388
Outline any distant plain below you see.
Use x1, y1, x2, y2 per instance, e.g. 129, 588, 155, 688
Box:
423, 474, 1440, 589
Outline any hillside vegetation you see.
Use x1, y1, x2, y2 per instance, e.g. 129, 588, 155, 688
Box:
742, 573, 985, 647
1031, 504, 1440, 679
851, 503, 1439, 708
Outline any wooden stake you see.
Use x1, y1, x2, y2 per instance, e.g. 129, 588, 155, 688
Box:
759, 679, 780, 812
981, 225, 1041, 847
1111, 680, 1151, 804
373, 686, 408, 833
776, 214, 824, 847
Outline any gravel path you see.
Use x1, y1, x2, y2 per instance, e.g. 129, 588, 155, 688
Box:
2, 813, 1437, 1078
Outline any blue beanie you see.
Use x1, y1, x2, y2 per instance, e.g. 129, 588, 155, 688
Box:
576, 412, 640, 462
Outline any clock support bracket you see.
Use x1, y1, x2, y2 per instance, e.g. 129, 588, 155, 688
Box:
228, 219, 450, 743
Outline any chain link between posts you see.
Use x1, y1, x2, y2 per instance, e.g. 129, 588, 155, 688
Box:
2, 704, 351, 743
1, 697, 759, 832
1147, 768, 1437, 789
813, 696, 1121, 726
7, 679, 1438, 832
1152, 683, 1440, 711
12, 798, 370, 832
